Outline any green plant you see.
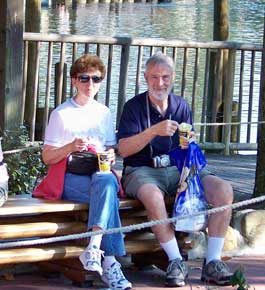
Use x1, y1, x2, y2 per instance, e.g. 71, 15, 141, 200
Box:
1, 126, 47, 195
230, 267, 251, 290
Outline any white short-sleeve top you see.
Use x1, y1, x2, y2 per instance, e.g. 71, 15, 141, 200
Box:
44, 98, 116, 151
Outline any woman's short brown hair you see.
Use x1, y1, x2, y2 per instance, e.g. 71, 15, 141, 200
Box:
70, 54, 106, 79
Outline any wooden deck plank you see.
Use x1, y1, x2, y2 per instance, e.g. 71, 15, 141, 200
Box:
205, 153, 256, 198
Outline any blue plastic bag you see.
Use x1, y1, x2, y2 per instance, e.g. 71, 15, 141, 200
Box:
169, 141, 208, 232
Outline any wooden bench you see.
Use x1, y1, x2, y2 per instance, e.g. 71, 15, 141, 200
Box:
0, 196, 186, 285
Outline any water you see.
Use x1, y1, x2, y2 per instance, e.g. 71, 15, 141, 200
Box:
38, 0, 264, 147
40, 0, 264, 44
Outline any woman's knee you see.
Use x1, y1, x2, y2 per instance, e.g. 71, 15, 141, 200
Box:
92, 172, 116, 184
92, 173, 118, 191
91, 173, 119, 201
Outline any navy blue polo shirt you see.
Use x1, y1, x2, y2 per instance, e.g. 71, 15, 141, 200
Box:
117, 91, 193, 167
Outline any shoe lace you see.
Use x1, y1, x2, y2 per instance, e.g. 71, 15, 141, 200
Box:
167, 259, 185, 275
106, 262, 126, 282
214, 260, 230, 274
86, 247, 104, 263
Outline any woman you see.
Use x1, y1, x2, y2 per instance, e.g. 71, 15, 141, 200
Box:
41, 54, 132, 290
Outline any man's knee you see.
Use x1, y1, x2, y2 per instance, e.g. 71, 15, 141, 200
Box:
203, 176, 234, 206
215, 179, 233, 205
138, 184, 166, 213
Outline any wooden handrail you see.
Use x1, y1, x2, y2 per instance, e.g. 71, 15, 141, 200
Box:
21, 32, 263, 154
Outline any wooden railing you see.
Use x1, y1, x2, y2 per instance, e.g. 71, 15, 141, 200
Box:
22, 32, 263, 153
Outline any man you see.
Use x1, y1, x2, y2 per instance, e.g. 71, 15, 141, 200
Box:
117, 52, 234, 287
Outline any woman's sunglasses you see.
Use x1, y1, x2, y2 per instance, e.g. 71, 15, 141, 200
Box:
78, 75, 103, 84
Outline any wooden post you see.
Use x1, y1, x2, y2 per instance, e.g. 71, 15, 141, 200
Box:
254, 14, 265, 201
222, 49, 236, 155
213, 0, 229, 41
116, 44, 130, 129
0, 0, 24, 131
206, 0, 229, 145
24, 0, 41, 130
55, 62, 67, 107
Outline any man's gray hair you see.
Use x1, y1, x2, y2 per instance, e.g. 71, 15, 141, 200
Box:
145, 51, 175, 72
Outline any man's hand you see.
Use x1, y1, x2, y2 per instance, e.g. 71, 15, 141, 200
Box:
151, 120, 179, 137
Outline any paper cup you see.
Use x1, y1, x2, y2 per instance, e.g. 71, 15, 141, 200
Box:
178, 123, 192, 147
97, 152, 111, 172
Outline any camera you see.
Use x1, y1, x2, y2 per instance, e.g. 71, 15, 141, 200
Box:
152, 154, 171, 168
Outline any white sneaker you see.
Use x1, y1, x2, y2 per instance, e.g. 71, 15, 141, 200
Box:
101, 261, 132, 290
79, 246, 104, 275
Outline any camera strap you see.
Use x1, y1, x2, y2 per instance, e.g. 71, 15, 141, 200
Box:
146, 92, 173, 158
146, 93, 154, 158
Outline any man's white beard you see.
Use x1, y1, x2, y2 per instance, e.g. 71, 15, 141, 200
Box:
149, 86, 172, 101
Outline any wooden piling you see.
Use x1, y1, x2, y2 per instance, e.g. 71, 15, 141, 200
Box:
206, 0, 230, 145
24, 0, 41, 135
0, 0, 24, 131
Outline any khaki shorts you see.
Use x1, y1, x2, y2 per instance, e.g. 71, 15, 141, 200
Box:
121, 165, 213, 199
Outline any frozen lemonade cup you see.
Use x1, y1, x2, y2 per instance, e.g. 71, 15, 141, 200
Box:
97, 151, 111, 172
178, 122, 192, 148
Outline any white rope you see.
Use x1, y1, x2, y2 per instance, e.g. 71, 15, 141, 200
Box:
0, 195, 264, 249
194, 120, 265, 126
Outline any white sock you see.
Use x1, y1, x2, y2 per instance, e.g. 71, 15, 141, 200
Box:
206, 237, 225, 264
88, 233, 103, 249
160, 238, 182, 261
102, 256, 117, 269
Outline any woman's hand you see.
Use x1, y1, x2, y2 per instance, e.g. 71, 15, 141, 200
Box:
106, 148, 116, 165
71, 137, 90, 152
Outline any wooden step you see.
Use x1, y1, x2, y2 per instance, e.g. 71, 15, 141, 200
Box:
0, 245, 84, 265
0, 221, 87, 239
0, 197, 173, 216
0, 212, 85, 225
0, 236, 162, 264
0, 197, 163, 216
125, 238, 162, 254
0, 198, 88, 216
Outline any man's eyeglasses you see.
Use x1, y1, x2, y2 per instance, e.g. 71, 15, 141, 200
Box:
78, 75, 103, 84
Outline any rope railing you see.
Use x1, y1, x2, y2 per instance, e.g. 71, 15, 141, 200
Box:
0, 194, 264, 249
194, 120, 265, 126
3, 142, 43, 155
2, 120, 264, 155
